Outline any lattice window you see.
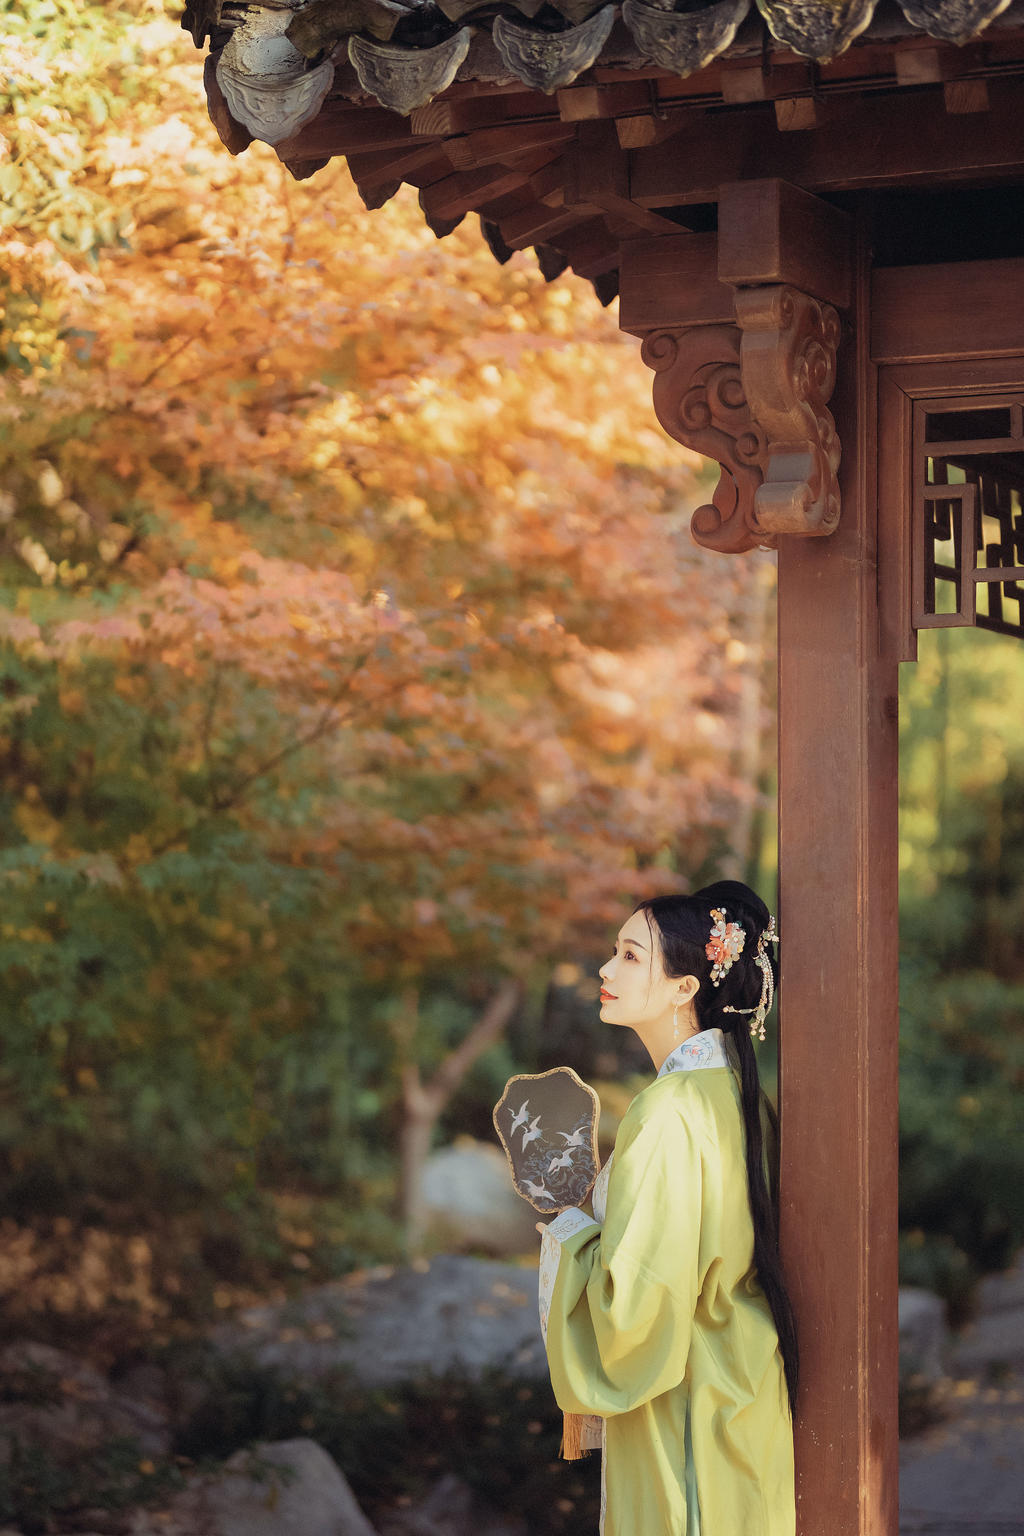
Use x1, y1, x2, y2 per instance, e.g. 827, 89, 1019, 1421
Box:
914, 398, 1024, 640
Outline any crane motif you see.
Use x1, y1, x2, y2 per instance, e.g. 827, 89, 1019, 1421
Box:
557, 1127, 589, 1148
547, 1149, 575, 1174
508, 1100, 531, 1135
521, 1114, 543, 1150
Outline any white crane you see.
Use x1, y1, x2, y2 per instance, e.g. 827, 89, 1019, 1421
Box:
557, 1128, 589, 1148
547, 1150, 575, 1174
508, 1100, 531, 1135
521, 1115, 543, 1150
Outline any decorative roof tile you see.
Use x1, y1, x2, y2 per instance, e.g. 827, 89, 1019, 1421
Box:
755, 0, 875, 60
348, 27, 472, 112
621, 0, 750, 76
898, 0, 1012, 43
491, 5, 616, 92
183, 0, 1024, 95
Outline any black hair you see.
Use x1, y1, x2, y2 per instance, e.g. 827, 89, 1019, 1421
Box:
634, 879, 799, 1415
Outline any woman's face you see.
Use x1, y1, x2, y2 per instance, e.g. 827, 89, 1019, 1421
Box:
598, 911, 683, 1030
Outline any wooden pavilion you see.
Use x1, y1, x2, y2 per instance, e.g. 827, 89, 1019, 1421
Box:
181, 1, 1024, 1530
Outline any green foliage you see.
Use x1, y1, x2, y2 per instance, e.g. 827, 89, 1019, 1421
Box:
0, 1433, 184, 1533
899, 626, 1024, 1298
171, 1352, 601, 1536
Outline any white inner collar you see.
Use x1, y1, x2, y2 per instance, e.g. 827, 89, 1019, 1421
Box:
658, 1027, 730, 1077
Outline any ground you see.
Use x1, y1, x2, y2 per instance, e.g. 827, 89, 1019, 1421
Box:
900, 1257, 1024, 1535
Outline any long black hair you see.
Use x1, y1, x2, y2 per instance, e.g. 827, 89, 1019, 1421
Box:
635, 879, 799, 1414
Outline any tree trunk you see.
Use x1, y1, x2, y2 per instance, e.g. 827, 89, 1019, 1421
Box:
397, 978, 522, 1255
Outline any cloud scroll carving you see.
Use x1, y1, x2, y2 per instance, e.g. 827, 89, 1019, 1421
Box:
642, 325, 769, 554
734, 285, 841, 541
641, 287, 841, 554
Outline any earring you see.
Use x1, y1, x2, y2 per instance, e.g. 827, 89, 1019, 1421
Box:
673, 1002, 682, 1039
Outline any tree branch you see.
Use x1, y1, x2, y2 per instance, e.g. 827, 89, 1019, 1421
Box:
424, 977, 522, 1112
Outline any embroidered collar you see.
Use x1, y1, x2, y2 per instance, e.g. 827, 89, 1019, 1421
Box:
658, 1028, 730, 1078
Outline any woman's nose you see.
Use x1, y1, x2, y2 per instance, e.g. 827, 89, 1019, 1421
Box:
599, 958, 613, 980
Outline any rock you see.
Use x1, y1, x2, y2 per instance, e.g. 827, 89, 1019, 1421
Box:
973, 1250, 1024, 1314
131, 1439, 376, 1536
950, 1252, 1024, 1377
898, 1287, 948, 1384
211, 1255, 546, 1386
378, 1473, 527, 1536
421, 1139, 538, 1257
0, 1341, 170, 1461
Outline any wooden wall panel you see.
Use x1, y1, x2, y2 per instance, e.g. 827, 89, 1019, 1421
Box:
872, 258, 1024, 363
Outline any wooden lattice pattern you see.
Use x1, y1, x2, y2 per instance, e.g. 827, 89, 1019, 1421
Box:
915, 398, 1024, 641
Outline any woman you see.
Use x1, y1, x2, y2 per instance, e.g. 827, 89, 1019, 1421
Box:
537, 880, 797, 1536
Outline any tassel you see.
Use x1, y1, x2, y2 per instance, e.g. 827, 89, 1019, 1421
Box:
560, 1411, 587, 1460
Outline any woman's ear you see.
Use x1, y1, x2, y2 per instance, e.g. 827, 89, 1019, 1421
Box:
676, 973, 700, 1006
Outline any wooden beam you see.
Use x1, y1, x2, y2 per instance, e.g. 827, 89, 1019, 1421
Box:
630, 80, 1024, 206
777, 225, 899, 1536
615, 113, 685, 150
717, 179, 853, 309
409, 92, 552, 136
569, 122, 690, 236
276, 104, 436, 159
346, 142, 453, 203
498, 201, 592, 249
444, 119, 573, 172
554, 216, 621, 279
618, 232, 734, 336
871, 258, 1024, 363
893, 46, 950, 86
418, 150, 560, 224
774, 97, 818, 132
719, 64, 769, 105
557, 81, 652, 122
528, 160, 570, 207
943, 78, 990, 114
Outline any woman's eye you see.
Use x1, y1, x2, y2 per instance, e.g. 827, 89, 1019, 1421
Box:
625, 950, 637, 962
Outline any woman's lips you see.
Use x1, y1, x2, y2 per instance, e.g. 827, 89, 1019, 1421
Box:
600, 989, 616, 1001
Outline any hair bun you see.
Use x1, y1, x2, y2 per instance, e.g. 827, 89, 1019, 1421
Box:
691, 880, 770, 941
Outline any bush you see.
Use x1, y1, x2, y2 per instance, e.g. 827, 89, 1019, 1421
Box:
170, 1351, 601, 1535
0, 1434, 184, 1534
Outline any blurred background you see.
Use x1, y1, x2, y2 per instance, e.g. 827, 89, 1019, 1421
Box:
1, 3, 1022, 1533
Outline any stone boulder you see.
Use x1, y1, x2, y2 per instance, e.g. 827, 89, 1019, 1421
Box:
950, 1252, 1024, 1377
898, 1287, 948, 1384
378, 1473, 527, 1536
0, 1341, 170, 1462
130, 1439, 376, 1536
421, 1139, 538, 1257
211, 1255, 546, 1385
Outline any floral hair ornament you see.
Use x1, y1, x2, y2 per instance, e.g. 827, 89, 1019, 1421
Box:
706, 907, 746, 985
723, 915, 779, 1041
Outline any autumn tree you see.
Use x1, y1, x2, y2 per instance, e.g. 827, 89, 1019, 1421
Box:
0, 1, 773, 1282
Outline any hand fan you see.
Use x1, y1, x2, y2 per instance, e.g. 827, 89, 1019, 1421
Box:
493, 1067, 600, 1214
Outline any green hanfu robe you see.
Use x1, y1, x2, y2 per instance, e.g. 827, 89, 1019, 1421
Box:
538, 1028, 795, 1536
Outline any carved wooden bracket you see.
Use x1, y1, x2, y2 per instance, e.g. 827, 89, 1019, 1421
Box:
641, 324, 766, 554
641, 284, 841, 553
735, 284, 842, 541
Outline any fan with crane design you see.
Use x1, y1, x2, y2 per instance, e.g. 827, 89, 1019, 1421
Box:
493, 1067, 601, 1214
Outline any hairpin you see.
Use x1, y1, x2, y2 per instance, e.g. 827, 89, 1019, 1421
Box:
705, 907, 745, 986
722, 916, 779, 1041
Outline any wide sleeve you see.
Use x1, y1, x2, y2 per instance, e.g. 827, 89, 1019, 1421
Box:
541, 1088, 705, 1418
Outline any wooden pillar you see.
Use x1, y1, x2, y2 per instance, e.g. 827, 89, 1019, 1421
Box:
777, 223, 901, 1536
